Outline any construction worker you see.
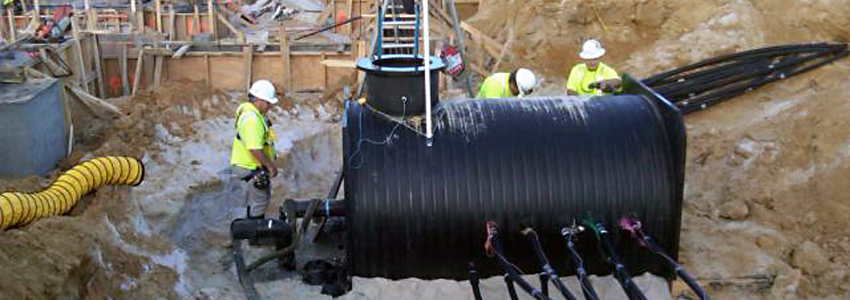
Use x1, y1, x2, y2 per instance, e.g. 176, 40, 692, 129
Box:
566, 39, 622, 95
230, 79, 279, 219
476, 68, 537, 99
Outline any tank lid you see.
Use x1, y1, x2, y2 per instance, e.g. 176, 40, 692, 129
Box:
356, 54, 445, 75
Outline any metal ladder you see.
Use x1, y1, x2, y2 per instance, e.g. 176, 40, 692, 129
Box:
376, 0, 421, 56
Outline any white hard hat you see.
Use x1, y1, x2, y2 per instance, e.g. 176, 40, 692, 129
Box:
580, 39, 606, 60
515, 68, 536, 97
248, 79, 278, 104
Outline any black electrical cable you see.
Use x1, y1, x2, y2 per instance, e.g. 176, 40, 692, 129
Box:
468, 262, 485, 300
485, 222, 555, 300
586, 221, 648, 300
505, 275, 520, 300
521, 228, 579, 300
673, 50, 833, 98
642, 43, 845, 85
643, 43, 849, 114
561, 225, 600, 300
619, 217, 712, 300
678, 50, 848, 113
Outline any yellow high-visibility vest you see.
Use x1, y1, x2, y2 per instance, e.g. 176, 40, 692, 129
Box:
229, 102, 276, 169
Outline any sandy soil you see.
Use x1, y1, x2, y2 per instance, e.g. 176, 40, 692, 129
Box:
2, 0, 850, 299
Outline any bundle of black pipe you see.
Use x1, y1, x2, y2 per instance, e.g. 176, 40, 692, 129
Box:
342, 75, 685, 279
356, 54, 445, 116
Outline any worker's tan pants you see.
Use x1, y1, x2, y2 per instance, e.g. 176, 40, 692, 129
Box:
230, 166, 271, 218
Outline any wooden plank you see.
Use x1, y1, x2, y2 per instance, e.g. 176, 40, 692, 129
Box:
153, 56, 163, 87
92, 34, 106, 97
7, 9, 15, 43
243, 45, 253, 91
356, 40, 366, 83
169, 9, 175, 41
132, 48, 145, 95
120, 44, 130, 95
84, 0, 95, 30
160, 54, 351, 91
30, 0, 40, 29
491, 25, 513, 73
346, 0, 354, 35
208, 0, 216, 39
321, 59, 356, 68
155, 0, 162, 33
130, 0, 137, 31
460, 21, 501, 59
193, 5, 201, 34
66, 85, 123, 117
205, 54, 211, 91
316, 3, 334, 25
468, 61, 488, 77
70, 17, 89, 93
279, 25, 291, 92
321, 53, 327, 88
217, 8, 244, 43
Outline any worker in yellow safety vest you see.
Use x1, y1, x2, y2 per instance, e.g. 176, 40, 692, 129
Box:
476, 68, 537, 99
566, 39, 622, 95
230, 79, 279, 218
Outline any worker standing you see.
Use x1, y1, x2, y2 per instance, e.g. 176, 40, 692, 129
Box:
476, 68, 537, 99
565, 39, 622, 95
230, 79, 279, 219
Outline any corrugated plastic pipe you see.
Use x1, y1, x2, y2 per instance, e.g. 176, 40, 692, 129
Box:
0, 156, 145, 230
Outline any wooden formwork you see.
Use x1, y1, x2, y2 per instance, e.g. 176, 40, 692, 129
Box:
6, 0, 482, 100
95, 43, 359, 97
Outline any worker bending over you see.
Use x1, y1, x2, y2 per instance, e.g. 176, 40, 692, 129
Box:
229, 80, 279, 219
566, 39, 622, 95
476, 68, 537, 99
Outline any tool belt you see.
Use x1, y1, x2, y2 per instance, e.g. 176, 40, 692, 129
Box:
241, 167, 271, 190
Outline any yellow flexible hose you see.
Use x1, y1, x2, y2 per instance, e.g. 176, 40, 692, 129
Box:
0, 156, 145, 230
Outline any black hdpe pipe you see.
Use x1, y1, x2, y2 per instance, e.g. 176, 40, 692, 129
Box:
681, 50, 848, 114
643, 43, 849, 114
619, 217, 712, 300
232, 199, 323, 300
485, 222, 555, 300
642, 43, 846, 85
561, 224, 600, 300
586, 221, 648, 300
521, 228, 578, 300
664, 50, 842, 102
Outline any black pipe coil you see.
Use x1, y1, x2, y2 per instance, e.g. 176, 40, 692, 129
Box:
342, 79, 685, 279
642, 43, 849, 114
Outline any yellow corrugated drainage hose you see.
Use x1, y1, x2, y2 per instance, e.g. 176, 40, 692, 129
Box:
0, 156, 145, 230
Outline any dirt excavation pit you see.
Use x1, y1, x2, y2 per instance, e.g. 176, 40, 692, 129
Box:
2, 0, 850, 299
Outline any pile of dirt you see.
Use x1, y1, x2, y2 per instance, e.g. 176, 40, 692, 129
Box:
0, 183, 187, 299
0, 77, 344, 299
466, 0, 850, 84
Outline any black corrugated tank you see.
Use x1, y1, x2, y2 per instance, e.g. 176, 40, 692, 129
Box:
343, 91, 685, 279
